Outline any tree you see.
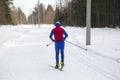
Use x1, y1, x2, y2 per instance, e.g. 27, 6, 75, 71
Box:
71, 0, 86, 27
45, 5, 55, 24
54, 0, 72, 26
0, 0, 13, 24
11, 7, 27, 24
28, 3, 55, 24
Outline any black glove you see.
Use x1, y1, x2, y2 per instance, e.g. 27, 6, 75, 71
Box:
63, 37, 66, 41
51, 39, 55, 42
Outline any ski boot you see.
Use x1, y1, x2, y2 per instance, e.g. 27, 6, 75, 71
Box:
61, 61, 64, 68
55, 62, 59, 69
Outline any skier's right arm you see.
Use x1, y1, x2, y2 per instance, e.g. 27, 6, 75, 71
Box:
49, 31, 55, 42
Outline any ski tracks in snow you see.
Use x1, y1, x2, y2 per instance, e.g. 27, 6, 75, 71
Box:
66, 43, 120, 80
86, 48, 120, 64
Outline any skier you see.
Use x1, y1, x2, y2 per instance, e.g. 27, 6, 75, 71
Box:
49, 21, 68, 69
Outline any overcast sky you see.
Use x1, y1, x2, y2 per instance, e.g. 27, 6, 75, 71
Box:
13, 0, 57, 17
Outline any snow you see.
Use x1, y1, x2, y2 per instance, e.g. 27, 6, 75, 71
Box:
0, 25, 120, 80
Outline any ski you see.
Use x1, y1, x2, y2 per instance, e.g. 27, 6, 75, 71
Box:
49, 65, 63, 71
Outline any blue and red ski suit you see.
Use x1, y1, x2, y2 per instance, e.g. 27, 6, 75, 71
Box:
49, 26, 68, 63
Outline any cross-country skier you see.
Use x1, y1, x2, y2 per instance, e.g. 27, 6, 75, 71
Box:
49, 21, 68, 69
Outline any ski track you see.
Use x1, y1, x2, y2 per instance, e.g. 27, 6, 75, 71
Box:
66, 44, 120, 80
86, 48, 120, 64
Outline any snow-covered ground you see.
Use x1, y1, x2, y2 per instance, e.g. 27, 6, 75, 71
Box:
0, 25, 120, 80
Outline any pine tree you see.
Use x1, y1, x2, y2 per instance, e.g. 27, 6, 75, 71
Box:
71, 0, 86, 27
0, 0, 13, 25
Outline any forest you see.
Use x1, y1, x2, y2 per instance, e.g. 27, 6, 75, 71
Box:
0, 0, 120, 28
55, 0, 120, 28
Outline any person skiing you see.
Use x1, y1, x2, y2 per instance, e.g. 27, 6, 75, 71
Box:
49, 21, 68, 69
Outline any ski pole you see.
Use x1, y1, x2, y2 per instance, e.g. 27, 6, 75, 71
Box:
66, 40, 87, 51
46, 42, 53, 47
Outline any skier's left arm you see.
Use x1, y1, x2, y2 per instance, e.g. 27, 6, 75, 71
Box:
63, 30, 68, 41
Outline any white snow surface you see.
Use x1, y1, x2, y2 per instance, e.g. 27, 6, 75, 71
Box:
0, 25, 120, 80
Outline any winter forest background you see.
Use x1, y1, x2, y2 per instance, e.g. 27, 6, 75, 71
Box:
0, 0, 120, 28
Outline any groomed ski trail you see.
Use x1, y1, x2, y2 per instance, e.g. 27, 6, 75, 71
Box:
66, 42, 120, 80
0, 26, 120, 80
